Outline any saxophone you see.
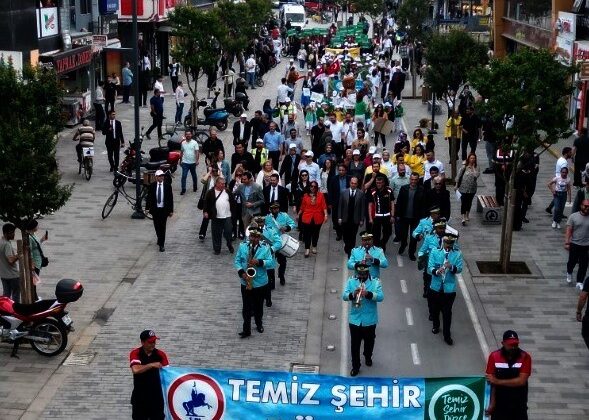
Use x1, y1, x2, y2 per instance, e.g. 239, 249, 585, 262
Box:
245, 243, 256, 290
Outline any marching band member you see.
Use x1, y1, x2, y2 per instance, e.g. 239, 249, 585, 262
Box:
412, 206, 442, 243
427, 235, 463, 346
343, 262, 384, 377
234, 227, 274, 338
253, 216, 282, 308
417, 218, 448, 299
265, 202, 297, 286
347, 232, 389, 279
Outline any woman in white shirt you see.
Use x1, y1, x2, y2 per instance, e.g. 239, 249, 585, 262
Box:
255, 160, 280, 188
547, 166, 572, 229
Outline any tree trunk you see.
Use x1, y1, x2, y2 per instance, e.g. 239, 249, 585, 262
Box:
17, 230, 33, 304
500, 167, 516, 273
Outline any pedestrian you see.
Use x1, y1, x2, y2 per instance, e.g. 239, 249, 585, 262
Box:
347, 232, 388, 278
129, 330, 169, 420
245, 54, 257, 90
545, 147, 572, 214
197, 166, 220, 241
460, 107, 481, 161
279, 143, 301, 190
253, 216, 281, 307
146, 170, 174, 252
418, 217, 447, 308
153, 75, 166, 99
94, 80, 106, 130
547, 166, 572, 229
395, 172, 426, 259
444, 110, 462, 162
0, 223, 20, 303
299, 151, 321, 184
482, 117, 497, 174
26, 220, 47, 301
576, 278, 589, 350
229, 165, 246, 240
174, 81, 187, 125
231, 143, 255, 174
234, 227, 274, 338
201, 128, 225, 166
237, 171, 265, 229
263, 122, 284, 170
573, 128, 589, 187
251, 138, 270, 175
342, 262, 384, 377
428, 234, 462, 345
423, 150, 445, 181
102, 110, 125, 172
203, 177, 235, 255
265, 202, 297, 286
328, 163, 350, 240
263, 173, 289, 214
565, 199, 589, 290
212, 149, 231, 181
72, 120, 95, 171
179, 130, 200, 195
145, 89, 164, 140
485, 330, 532, 419
456, 154, 480, 225
121, 62, 133, 104
168, 58, 180, 93
232, 113, 252, 149
338, 177, 365, 256
298, 180, 328, 257
104, 75, 117, 114
368, 174, 395, 252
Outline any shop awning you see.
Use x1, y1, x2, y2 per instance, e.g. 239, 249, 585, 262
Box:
39, 46, 93, 75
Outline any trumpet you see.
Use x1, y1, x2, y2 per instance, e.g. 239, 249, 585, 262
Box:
354, 282, 365, 308
362, 248, 373, 265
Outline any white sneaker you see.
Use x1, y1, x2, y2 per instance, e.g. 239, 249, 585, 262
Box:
551, 221, 557, 228
566, 273, 573, 284
557, 223, 561, 229
576, 282, 584, 291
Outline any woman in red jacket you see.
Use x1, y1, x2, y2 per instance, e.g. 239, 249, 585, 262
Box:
298, 180, 328, 257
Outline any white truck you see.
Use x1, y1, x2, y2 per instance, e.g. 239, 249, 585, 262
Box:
280, 4, 307, 30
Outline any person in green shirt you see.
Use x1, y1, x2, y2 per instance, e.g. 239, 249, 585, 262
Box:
26, 219, 47, 300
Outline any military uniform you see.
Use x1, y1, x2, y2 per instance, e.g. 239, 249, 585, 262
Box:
265, 210, 297, 285
347, 245, 389, 279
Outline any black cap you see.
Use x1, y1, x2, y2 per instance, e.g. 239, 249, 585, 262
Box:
502, 330, 519, 343
354, 262, 370, 272
140, 330, 159, 342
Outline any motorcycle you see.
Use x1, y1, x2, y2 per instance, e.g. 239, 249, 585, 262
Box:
119, 138, 180, 180
0, 278, 84, 357
183, 90, 230, 131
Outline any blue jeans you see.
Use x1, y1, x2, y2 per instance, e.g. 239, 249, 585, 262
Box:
175, 102, 184, 124
181, 162, 197, 192
246, 72, 256, 88
553, 191, 567, 223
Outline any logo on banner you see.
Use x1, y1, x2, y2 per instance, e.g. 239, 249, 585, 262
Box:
167, 373, 225, 420
428, 384, 480, 420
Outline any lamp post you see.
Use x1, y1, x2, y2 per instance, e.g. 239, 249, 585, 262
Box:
131, 0, 145, 220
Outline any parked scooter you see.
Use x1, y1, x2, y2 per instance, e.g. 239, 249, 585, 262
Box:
119, 138, 180, 178
183, 90, 230, 131
0, 279, 83, 357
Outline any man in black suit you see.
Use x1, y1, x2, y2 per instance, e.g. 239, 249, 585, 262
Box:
425, 176, 451, 220
146, 170, 174, 252
395, 172, 426, 260
328, 164, 351, 240
249, 111, 264, 149
279, 144, 300, 191
102, 110, 125, 172
232, 113, 252, 148
263, 174, 289, 214
231, 143, 255, 173
338, 177, 365, 257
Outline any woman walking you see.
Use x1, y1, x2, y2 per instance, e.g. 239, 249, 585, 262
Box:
548, 166, 572, 229
229, 165, 246, 240
298, 181, 328, 257
456, 153, 480, 226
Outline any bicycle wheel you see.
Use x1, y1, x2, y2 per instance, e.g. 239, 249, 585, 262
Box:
102, 191, 119, 219
140, 187, 153, 220
194, 130, 209, 146
83, 158, 93, 181
256, 78, 265, 87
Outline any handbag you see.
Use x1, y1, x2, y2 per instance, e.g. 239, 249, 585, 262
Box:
31, 236, 49, 267
197, 187, 206, 210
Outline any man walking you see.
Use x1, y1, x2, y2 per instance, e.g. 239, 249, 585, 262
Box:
396, 172, 426, 260
245, 54, 257, 89
232, 113, 252, 148
121, 62, 133, 104
179, 130, 199, 195
146, 170, 174, 252
368, 175, 395, 252
102, 110, 124, 172
576, 279, 589, 350
237, 171, 265, 228
263, 122, 284, 170
204, 177, 235, 255
329, 164, 350, 240
174, 81, 187, 125
347, 232, 388, 279
145, 89, 164, 140
129, 330, 169, 420
263, 174, 289, 214
0, 223, 20, 303
565, 199, 589, 290
94, 80, 106, 130
169, 58, 180, 93
338, 177, 365, 256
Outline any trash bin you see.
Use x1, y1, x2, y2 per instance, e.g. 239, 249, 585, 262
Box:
421, 85, 431, 104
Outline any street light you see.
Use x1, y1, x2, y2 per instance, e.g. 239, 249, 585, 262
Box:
131, 0, 145, 220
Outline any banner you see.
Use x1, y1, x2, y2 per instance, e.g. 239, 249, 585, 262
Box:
160, 367, 489, 420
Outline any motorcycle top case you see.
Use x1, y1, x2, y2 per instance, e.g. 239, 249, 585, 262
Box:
55, 279, 84, 303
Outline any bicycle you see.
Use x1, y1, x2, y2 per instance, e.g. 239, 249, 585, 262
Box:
101, 171, 153, 220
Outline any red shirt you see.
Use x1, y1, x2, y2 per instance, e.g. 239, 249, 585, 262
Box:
300, 192, 327, 224
129, 346, 169, 404
486, 348, 532, 416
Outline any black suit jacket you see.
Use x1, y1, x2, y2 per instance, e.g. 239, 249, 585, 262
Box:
231, 151, 255, 173
102, 119, 124, 146
263, 184, 289, 214
279, 154, 301, 188
232, 121, 252, 147
338, 188, 365, 224
146, 182, 174, 215
425, 188, 451, 220
395, 184, 426, 219
327, 174, 350, 208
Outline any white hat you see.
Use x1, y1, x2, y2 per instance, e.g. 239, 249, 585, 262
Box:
352, 149, 361, 155
240, 113, 247, 118
290, 58, 294, 62
384, 102, 392, 107
155, 170, 165, 176
289, 143, 297, 149
373, 153, 382, 159
304, 151, 314, 157
370, 59, 376, 64
369, 146, 377, 154
285, 97, 291, 102
256, 138, 264, 143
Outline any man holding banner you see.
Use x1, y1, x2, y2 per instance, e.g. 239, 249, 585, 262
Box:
343, 263, 384, 377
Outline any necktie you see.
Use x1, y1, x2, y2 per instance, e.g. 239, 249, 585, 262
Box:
351, 190, 355, 198
271, 187, 276, 203
157, 183, 162, 205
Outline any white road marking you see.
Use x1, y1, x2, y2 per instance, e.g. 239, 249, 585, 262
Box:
396, 255, 404, 267
456, 273, 490, 357
340, 254, 350, 376
411, 343, 421, 365
399, 279, 408, 294
405, 307, 414, 326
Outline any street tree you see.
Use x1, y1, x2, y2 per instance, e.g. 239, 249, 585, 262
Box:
0, 63, 72, 303
168, 5, 227, 118
469, 49, 576, 273
424, 29, 488, 179
352, 0, 385, 26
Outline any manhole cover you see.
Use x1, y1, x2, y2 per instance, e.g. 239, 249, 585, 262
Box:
291, 364, 320, 374
63, 351, 96, 366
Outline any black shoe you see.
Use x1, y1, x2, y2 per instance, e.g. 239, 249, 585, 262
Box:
180, 190, 186, 195
545, 207, 552, 214
199, 234, 205, 242
432, 327, 439, 334
350, 368, 359, 377
214, 250, 221, 255
145, 133, 151, 140
444, 336, 454, 345
393, 237, 400, 243
483, 168, 494, 174
522, 217, 529, 223
429, 314, 433, 321
266, 300, 272, 307
159, 246, 165, 252
409, 254, 416, 261
238, 331, 251, 338
336, 235, 342, 241
279, 277, 285, 285
398, 245, 406, 255
365, 357, 373, 366
193, 186, 198, 192
256, 325, 264, 333
109, 167, 114, 172
422, 291, 428, 298
228, 244, 235, 254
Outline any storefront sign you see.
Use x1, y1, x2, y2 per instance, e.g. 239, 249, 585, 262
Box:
0, 51, 23, 72
580, 62, 589, 80
37, 7, 59, 38
43, 46, 93, 75
556, 12, 577, 41
160, 367, 489, 420
556, 36, 574, 65
575, 40, 589, 61
99, 0, 119, 15
100, 14, 119, 38
92, 35, 108, 53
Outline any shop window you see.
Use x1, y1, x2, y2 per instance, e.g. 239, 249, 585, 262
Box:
504, 0, 551, 30
80, 0, 92, 15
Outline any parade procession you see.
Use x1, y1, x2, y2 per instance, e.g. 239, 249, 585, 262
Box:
1, 0, 589, 419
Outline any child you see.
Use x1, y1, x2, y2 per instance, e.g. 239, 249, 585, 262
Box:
305, 103, 317, 136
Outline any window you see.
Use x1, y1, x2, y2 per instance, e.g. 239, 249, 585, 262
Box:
80, 0, 92, 15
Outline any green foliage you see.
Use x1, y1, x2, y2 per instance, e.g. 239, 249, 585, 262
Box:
215, 0, 272, 55
424, 30, 488, 96
469, 49, 576, 153
396, 0, 431, 41
352, 0, 384, 20
245, 0, 273, 29
0, 63, 72, 229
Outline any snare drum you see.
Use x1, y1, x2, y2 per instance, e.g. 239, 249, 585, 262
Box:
278, 234, 299, 257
